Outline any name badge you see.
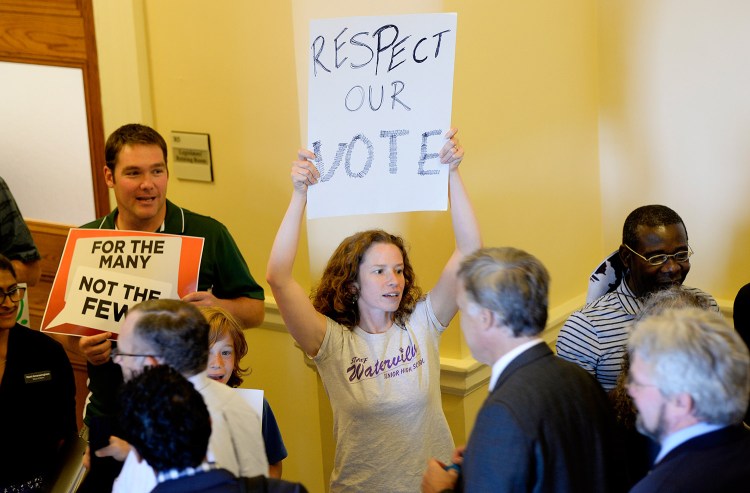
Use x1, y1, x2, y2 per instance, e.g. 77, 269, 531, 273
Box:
24, 371, 52, 383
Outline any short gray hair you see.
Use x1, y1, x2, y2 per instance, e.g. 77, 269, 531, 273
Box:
628, 307, 750, 425
129, 299, 209, 377
635, 286, 711, 322
458, 247, 549, 337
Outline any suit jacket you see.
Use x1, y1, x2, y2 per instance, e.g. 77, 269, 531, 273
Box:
460, 343, 624, 493
151, 469, 239, 493
629, 425, 750, 493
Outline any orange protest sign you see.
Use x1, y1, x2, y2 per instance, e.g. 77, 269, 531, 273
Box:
41, 229, 203, 338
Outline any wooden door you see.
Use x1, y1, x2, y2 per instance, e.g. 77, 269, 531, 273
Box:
1, 0, 109, 431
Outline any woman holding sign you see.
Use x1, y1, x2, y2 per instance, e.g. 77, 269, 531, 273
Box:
267, 128, 480, 493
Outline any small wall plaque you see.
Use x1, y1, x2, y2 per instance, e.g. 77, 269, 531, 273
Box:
171, 131, 213, 182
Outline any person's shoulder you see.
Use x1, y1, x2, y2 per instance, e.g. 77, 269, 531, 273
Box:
173, 203, 229, 231
11, 324, 68, 358
512, 346, 601, 390
12, 324, 62, 346
80, 214, 112, 229
681, 285, 717, 303
582, 289, 626, 311
565, 290, 632, 330
241, 474, 309, 493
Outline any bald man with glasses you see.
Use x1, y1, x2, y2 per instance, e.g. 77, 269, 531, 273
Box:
556, 205, 718, 391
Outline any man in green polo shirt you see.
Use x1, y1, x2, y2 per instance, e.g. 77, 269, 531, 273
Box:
74, 123, 265, 492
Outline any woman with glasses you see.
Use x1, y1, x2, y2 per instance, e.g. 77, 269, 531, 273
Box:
0, 254, 77, 491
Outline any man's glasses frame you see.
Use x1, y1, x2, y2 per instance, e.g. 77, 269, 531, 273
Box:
622, 243, 693, 266
111, 348, 158, 359
625, 372, 659, 392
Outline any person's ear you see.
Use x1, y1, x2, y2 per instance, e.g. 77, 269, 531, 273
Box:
672, 392, 695, 413
103, 165, 115, 188
480, 307, 498, 331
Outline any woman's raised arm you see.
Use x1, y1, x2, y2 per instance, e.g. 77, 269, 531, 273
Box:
429, 128, 483, 326
266, 150, 328, 356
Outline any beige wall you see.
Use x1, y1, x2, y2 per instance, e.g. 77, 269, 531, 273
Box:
598, 1, 750, 305
92, 0, 750, 491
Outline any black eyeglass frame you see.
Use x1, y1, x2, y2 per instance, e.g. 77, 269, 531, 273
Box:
0, 286, 26, 305
111, 348, 159, 359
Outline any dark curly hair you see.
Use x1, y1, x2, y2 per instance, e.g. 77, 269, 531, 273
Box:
118, 365, 211, 472
0, 254, 16, 278
312, 229, 423, 329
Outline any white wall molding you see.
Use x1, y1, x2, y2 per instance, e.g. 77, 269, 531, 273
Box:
261, 295, 736, 397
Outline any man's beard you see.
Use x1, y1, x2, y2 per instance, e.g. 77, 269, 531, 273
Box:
635, 401, 668, 443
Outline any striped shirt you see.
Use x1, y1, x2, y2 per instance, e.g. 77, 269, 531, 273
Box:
556, 281, 718, 391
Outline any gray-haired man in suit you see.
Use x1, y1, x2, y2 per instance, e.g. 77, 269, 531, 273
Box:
422, 247, 624, 493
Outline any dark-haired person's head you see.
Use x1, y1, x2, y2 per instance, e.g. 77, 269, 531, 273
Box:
113, 299, 209, 381
119, 365, 211, 472
619, 205, 691, 297
0, 253, 17, 277
0, 254, 24, 332
102, 123, 169, 232
105, 123, 168, 174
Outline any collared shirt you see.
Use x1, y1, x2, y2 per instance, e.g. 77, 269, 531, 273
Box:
156, 462, 216, 484
655, 422, 726, 464
557, 281, 718, 391
488, 339, 546, 392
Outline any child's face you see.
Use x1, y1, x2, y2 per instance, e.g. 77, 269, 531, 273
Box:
208, 334, 235, 385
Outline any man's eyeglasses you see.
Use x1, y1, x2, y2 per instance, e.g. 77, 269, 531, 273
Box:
625, 372, 659, 392
622, 243, 693, 266
111, 348, 158, 359
0, 287, 26, 304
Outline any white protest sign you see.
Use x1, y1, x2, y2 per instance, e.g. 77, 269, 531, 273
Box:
47, 265, 173, 334
235, 388, 265, 431
307, 13, 457, 219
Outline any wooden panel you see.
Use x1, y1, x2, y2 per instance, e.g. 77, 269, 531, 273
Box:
27, 219, 87, 430
0, 12, 86, 60
0, 0, 82, 16
26, 219, 72, 329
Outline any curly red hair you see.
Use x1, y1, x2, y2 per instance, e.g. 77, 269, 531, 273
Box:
200, 306, 249, 387
312, 229, 423, 329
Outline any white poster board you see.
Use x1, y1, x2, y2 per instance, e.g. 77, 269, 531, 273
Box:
307, 13, 457, 219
